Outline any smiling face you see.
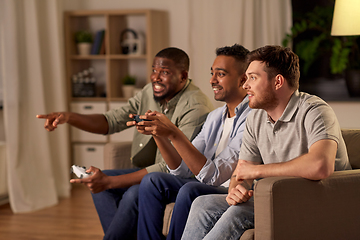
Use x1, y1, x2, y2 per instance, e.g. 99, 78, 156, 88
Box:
244, 61, 278, 110
210, 55, 246, 104
150, 57, 187, 102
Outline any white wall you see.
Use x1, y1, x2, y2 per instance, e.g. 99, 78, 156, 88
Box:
0, 111, 4, 141
329, 102, 360, 129
61, 0, 360, 129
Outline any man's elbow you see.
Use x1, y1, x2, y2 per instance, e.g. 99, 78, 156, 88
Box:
311, 159, 335, 180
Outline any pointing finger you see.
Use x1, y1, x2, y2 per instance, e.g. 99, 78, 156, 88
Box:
36, 114, 48, 119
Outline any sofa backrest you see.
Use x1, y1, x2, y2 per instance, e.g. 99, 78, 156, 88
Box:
341, 129, 360, 169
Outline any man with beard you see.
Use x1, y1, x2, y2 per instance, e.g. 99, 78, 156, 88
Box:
181, 45, 352, 240
36, 47, 213, 240
133, 44, 252, 240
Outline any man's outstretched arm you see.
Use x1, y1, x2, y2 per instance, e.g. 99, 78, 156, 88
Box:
37, 112, 109, 134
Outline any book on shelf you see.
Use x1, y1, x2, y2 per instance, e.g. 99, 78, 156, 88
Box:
91, 29, 105, 55
99, 33, 106, 55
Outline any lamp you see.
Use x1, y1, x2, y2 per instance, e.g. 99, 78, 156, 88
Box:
331, 0, 360, 97
331, 0, 360, 36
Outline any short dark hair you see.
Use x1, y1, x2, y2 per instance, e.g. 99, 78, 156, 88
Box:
247, 45, 300, 90
216, 44, 250, 75
155, 47, 190, 71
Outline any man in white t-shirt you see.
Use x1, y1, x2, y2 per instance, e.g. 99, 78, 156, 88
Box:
133, 44, 252, 240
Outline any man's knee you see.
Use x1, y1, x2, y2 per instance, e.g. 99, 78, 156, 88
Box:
140, 172, 168, 190
177, 181, 200, 201
195, 194, 227, 212
191, 195, 208, 210
227, 200, 254, 216
122, 184, 140, 203
101, 169, 115, 176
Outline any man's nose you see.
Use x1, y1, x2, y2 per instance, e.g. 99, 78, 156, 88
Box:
151, 72, 161, 82
243, 79, 249, 90
210, 74, 218, 85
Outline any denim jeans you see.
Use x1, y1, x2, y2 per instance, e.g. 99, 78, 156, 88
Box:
181, 194, 254, 240
137, 172, 228, 240
91, 168, 140, 240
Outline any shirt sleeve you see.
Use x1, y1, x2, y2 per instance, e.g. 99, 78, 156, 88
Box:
238, 116, 263, 163
167, 108, 209, 178
196, 136, 242, 186
146, 161, 170, 174
167, 160, 193, 177
196, 115, 247, 186
304, 101, 340, 147
103, 91, 141, 134
177, 103, 212, 141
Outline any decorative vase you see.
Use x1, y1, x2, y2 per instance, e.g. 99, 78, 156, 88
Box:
77, 43, 92, 55
122, 85, 135, 99
345, 69, 360, 97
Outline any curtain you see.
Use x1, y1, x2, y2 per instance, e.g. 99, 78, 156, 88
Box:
183, 0, 292, 107
0, 0, 70, 213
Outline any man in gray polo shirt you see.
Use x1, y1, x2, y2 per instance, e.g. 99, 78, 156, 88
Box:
181, 45, 351, 240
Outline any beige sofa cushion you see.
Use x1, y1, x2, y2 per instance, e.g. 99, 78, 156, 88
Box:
341, 129, 360, 169
104, 142, 134, 169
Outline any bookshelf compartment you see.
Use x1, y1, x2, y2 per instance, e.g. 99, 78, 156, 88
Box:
69, 59, 107, 99
108, 14, 147, 55
67, 15, 106, 56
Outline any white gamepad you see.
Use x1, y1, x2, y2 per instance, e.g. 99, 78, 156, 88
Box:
71, 165, 92, 179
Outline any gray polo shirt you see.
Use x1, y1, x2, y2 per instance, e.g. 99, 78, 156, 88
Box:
239, 90, 351, 171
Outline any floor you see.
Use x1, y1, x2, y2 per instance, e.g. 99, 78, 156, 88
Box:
0, 185, 103, 240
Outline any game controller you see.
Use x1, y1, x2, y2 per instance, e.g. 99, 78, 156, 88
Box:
71, 165, 92, 179
133, 115, 151, 123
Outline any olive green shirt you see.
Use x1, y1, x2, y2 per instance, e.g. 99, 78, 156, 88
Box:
104, 79, 214, 173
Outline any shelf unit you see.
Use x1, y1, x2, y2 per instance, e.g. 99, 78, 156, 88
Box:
63, 9, 169, 168
64, 9, 169, 102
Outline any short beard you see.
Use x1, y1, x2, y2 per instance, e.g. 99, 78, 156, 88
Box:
153, 95, 166, 102
153, 89, 179, 103
249, 91, 278, 110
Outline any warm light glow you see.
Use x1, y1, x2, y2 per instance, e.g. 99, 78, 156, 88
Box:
331, 0, 360, 36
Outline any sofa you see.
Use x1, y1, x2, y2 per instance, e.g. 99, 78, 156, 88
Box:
104, 129, 360, 239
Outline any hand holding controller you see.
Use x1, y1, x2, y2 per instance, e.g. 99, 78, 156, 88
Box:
71, 165, 92, 179
133, 115, 151, 123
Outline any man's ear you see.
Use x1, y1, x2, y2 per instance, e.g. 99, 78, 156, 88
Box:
181, 70, 188, 83
239, 73, 247, 87
274, 74, 285, 90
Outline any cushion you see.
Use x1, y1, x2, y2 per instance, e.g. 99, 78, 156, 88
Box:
341, 129, 360, 169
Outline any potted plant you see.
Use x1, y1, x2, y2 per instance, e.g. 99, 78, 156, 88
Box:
75, 30, 93, 55
333, 36, 360, 97
283, 6, 360, 75
282, 5, 360, 97
122, 75, 136, 99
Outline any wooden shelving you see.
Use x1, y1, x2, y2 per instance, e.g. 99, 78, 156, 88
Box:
63, 9, 169, 167
64, 9, 169, 102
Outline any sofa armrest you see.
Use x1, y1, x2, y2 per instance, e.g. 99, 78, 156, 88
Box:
103, 142, 135, 169
254, 169, 360, 240
162, 202, 175, 236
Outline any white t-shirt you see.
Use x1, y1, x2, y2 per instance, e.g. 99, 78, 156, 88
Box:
216, 115, 235, 187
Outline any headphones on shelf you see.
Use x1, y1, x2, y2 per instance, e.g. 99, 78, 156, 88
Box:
120, 29, 143, 55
